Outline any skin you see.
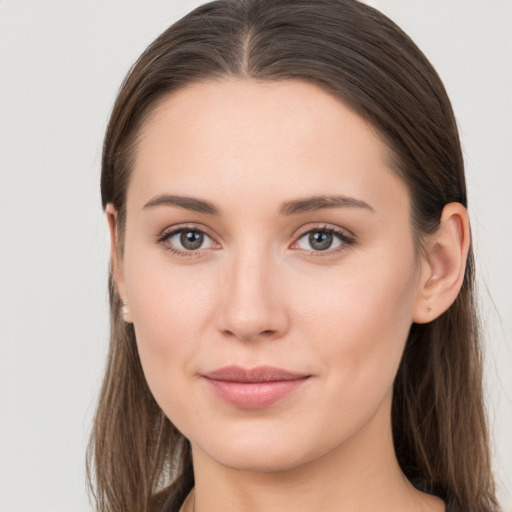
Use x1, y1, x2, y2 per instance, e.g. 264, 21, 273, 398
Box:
107, 79, 469, 512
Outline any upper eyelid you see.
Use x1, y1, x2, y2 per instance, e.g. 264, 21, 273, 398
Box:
157, 226, 219, 256
293, 223, 355, 240
155, 226, 219, 256
290, 224, 357, 254
158, 223, 217, 240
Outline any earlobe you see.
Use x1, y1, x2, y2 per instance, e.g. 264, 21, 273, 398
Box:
413, 203, 470, 324
106, 204, 132, 322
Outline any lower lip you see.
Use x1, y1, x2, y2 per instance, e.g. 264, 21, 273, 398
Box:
204, 378, 310, 409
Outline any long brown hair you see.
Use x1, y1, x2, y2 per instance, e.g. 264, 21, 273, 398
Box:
88, 1, 498, 511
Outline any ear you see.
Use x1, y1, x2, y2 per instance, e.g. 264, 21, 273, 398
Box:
413, 202, 471, 324
106, 203, 133, 323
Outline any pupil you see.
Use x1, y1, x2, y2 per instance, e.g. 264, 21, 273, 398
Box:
180, 231, 203, 250
309, 231, 332, 251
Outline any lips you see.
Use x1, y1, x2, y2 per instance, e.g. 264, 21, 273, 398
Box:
202, 365, 311, 409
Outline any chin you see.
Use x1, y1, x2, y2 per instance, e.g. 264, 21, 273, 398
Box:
207, 442, 316, 473
190, 419, 351, 475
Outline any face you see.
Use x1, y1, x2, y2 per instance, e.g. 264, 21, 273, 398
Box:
112, 79, 426, 473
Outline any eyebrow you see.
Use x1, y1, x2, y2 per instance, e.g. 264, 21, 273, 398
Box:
279, 195, 374, 216
142, 193, 374, 216
143, 194, 221, 215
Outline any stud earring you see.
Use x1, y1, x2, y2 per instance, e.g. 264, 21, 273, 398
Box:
121, 300, 129, 321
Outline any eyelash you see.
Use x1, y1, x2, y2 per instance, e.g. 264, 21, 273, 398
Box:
293, 225, 356, 256
156, 224, 219, 257
156, 224, 356, 257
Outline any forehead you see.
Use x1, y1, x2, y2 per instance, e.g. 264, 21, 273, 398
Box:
137, 78, 386, 167
129, 78, 409, 217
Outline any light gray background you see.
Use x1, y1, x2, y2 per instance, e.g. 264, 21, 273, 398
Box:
0, 1, 510, 511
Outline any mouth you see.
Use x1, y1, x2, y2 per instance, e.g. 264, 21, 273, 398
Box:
202, 365, 311, 409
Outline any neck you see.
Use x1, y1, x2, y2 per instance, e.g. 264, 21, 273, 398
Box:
187, 395, 444, 512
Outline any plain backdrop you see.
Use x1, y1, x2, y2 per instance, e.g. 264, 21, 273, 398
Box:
0, 1, 510, 511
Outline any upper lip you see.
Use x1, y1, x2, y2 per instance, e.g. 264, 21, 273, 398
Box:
203, 365, 310, 383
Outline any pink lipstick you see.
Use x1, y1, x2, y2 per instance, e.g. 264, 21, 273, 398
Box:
202, 366, 310, 409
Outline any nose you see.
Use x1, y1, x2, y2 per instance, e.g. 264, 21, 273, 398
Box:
215, 248, 290, 342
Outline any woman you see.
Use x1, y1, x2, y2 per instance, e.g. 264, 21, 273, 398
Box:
87, 1, 499, 511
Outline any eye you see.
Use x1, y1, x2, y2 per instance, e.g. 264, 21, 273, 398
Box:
293, 227, 353, 253
158, 227, 218, 255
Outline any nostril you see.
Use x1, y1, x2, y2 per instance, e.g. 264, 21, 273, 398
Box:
221, 328, 278, 341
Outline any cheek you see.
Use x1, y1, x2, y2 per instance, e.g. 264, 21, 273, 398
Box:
292, 250, 417, 402
122, 242, 219, 401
